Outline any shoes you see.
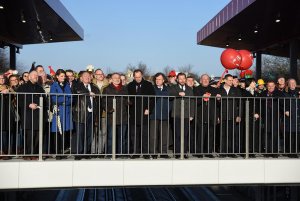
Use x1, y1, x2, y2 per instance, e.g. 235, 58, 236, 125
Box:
74, 156, 82, 160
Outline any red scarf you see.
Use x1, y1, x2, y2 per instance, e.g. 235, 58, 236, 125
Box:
112, 83, 122, 91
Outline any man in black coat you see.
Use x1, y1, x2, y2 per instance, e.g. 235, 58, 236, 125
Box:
127, 69, 155, 156
283, 79, 300, 156
218, 74, 241, 156
193, 74, 219, 156
17, 70, 45, 160
260, 81, 284, 155
103, 73, 128, 155
169, 73, 195, 157
72, 71, 100, 159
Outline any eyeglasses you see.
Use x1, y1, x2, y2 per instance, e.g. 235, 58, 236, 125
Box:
10, 79, 18, 82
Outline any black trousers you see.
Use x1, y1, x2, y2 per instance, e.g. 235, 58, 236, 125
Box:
220, 120, 234, 154
25, 130, 39, 154
129, 123, 149, 154
149, 120, 168, 154
174, 118, 189, 154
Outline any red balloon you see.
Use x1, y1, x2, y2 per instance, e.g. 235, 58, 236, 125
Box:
245, 69, 253, 75
220, 49, 242, 70
238, 50, 253, 70
240, 71, 245, 78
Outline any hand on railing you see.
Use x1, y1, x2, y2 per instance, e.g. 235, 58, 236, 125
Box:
179, 92, 185, 97
144, 109, 149, 115
236, 116, 241, 123
254, 113, 259, 119
29, 103, 38, 110
285, 111, 290, 117
216, 94, 221, 101
189, 117, 193, 121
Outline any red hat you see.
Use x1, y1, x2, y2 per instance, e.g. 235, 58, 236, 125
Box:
168, 70, 176, 77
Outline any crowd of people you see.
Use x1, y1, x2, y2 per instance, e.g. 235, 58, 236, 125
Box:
0, 64, 299, 160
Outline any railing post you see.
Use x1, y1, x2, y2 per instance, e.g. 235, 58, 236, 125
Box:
112, 98, 117, 160
180, 99, 184, 160
245, 99, 250, 159
39, 96, 43, 161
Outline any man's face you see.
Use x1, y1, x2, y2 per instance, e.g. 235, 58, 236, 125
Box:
177, 75, 186, 86
134, 72, 143, 83
186, 78, 194, 88
233, 78, 239, 87
200, 75, 210, 87
66, 72, 75, 82
82, 72, 91, 84
258, 84, 264, 90
111, 74, 121, 85
224, 76, 233, 87
94, 70, 104, 81
29, 71, 38, 84
267, 82, 276, 92
168, 76, 176, 84
155, 75, 164, 87
278, 78, 285, 85
288, 79, 297, 90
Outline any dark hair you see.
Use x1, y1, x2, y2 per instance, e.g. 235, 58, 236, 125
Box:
106, 73, 112, 80
35, 65, 44, 70
94, 68, 103, 73
277, 75, 286, 80
55, 69, 66, 77
176, 72, 186, 80
224, 74, 233, 80
133, 69, 143, 76
22, 72, 29, 77
9, 74, 19, 81
153, 72, 167, 84
111, 72, 120, 77
78, 71, 86, 78
267, 80, 276, 85
187, 75, 194, 80
65, 69, 74, 74
245, 78, 256, 88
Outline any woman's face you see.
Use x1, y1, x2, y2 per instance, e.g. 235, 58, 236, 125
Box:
23, 73, 29, 81
56, 73, 66, 83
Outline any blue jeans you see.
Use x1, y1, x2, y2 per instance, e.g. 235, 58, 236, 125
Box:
107, 124, 128, 154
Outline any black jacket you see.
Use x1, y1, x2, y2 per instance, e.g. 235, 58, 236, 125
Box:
218, 86, 241, 121
103, 84, 128, 125
127, 79, 155, 125
193, 85, 219, 123
17, 81, 45, 130
72, 82, 100, 123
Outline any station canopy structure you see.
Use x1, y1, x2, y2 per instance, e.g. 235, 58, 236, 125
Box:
197, 0, 300, 80
0, 0, 84, 69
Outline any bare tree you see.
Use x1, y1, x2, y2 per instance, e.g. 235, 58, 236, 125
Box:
162, 65, 172, 76
0, 48, 9, 73
261, 55, 289, 81
126, 62, 151, 77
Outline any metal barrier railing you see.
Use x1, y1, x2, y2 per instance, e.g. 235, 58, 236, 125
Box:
0, 92, 299, 160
